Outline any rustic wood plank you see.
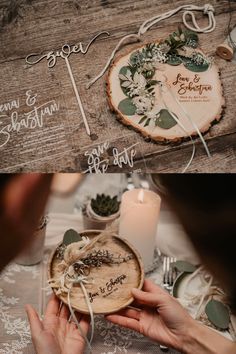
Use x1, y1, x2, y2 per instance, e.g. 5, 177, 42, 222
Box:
122, 133, 236, 174
0, 0, 235, 172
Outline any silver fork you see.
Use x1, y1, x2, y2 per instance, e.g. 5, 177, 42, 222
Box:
163, 256, 177, 291
160, 256, 177, 352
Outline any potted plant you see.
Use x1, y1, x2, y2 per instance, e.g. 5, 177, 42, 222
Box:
83, 194, 120, 230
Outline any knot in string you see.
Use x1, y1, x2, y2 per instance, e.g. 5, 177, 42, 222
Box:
203, 4, 215, 15
183, 4, 216, 34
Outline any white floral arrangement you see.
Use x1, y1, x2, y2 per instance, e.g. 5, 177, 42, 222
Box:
117, 28, 213, 129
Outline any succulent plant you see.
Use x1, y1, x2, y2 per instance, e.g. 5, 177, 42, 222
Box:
91, 194, 120, 217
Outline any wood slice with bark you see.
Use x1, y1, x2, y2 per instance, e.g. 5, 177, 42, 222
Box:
107, 38, 225, 143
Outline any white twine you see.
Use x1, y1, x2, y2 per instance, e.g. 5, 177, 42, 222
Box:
139, 4, 216, 36
87, 4, 216, 88
159, 83, 196, 173
87, 34, 140, 89
158, 81, 211, 172
67, 275, 95, 354
166, 84, 211, 159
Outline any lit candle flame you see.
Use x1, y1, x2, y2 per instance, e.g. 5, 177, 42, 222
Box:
138, 189, 144, 203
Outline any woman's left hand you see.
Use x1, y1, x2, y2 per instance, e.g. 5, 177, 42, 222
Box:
26, 294, 90, 354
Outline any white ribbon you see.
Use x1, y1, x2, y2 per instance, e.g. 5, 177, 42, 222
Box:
67, 275, 95, 354
87, 4, 216, 88
158, 83, 195, 173
165, 85, 211, 159
158, 81, 211, 172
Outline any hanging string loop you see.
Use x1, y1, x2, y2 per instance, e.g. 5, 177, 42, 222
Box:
183, 4, 216, 33
87, 4, 216, 88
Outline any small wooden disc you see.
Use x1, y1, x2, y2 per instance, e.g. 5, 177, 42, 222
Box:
216, 43, 234, 61
48, 230, 144, 315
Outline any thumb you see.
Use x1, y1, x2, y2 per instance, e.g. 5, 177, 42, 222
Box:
25, 304, 43, 336
131, 288, 167, 308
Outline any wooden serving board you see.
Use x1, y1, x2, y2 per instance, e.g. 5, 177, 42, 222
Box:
48, 230, 144, 315
107, 43, 225, 143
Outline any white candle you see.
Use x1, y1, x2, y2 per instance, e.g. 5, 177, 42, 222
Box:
119, 189, 161, 271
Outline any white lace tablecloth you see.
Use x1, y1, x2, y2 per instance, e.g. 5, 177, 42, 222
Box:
0, 213, 180, 354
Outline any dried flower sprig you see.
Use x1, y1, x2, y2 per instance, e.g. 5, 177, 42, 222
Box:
72, 249, 133, 276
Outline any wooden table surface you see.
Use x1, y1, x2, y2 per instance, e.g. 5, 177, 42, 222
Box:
0, 0, 236, 173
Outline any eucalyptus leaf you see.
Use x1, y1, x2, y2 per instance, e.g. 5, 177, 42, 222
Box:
119, 74, 129, 81
155, 109, 178, 129
118, 98, 137, 116
120, 86, 130, 97
144, 118, 151, 127
148, 80, 159, 86
143, 70, 155, 79
121, 81, 131, 88
139, 116, 147, 125
167, 56, 182, 66
184, 61, 209, 73
119, 67, 133, 97
186, 32, 199, 47
205, 300, 230, 330
171, 261, 197, 273
119, 66, 132, 77
63, 229, 82, 246
130, 51, 144, 67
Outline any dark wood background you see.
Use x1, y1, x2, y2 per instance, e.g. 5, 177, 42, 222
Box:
0, 0, 236, 173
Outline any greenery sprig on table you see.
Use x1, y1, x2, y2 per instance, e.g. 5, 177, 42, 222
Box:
118, 28, 212, 129
172, 261, 231, 331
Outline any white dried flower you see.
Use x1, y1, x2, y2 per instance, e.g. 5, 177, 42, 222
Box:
142, 62, 155, 72
132, 96, 154, 114
146, 111, 157, 120
122, 71, 147, 98
152, 48, 168, 64
190, 52, 210, 66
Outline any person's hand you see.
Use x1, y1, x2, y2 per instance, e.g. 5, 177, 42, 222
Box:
26, 294, 90, 354
106, 280, 236, 354
106, 279, 196, 352
0, 174, 52, 271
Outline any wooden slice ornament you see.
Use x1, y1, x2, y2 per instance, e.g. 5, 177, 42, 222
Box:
48, 230, 144, 315
107, 29, 225, 143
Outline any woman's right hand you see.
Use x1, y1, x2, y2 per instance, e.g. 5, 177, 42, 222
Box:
106, 279, 194, 352
106, 280, 236, 354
